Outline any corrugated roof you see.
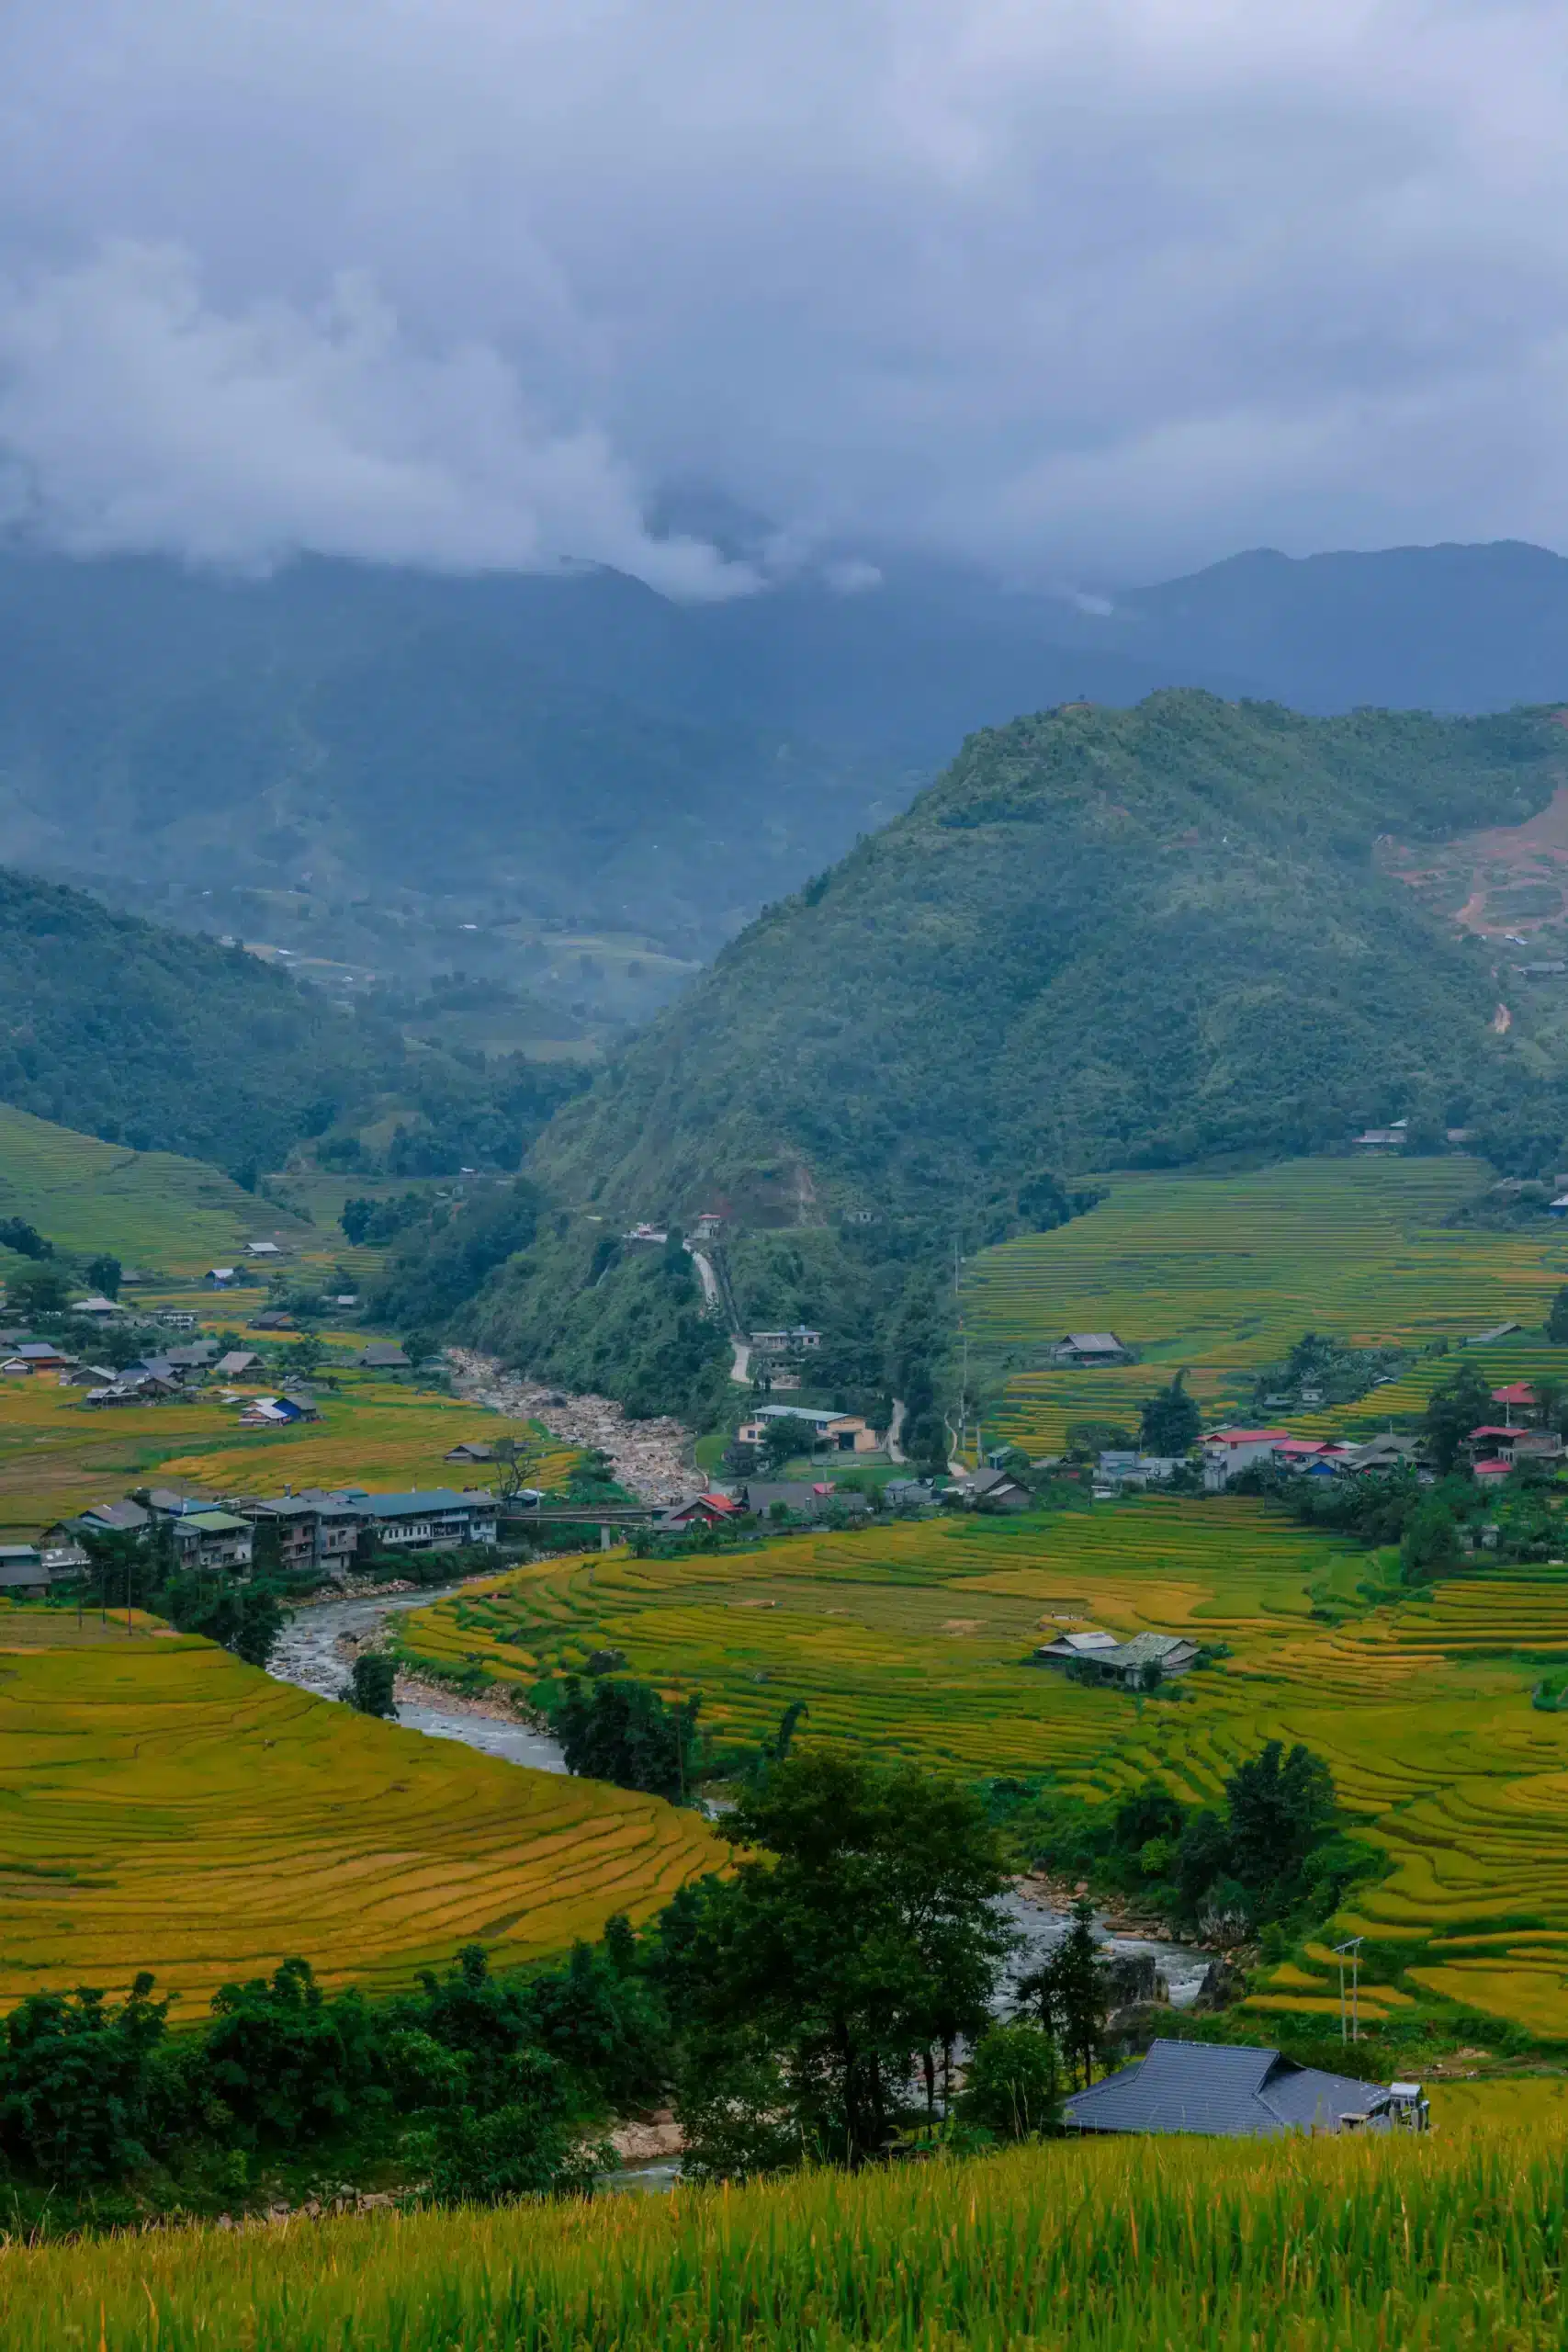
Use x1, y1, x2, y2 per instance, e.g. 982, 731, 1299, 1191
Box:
1064, 2041, 1388, 2138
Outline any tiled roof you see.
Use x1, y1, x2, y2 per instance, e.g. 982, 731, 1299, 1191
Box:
1064, 2041, 1387, 2137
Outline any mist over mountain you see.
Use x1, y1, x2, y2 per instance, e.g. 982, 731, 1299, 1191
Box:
2, 537, 1566, 993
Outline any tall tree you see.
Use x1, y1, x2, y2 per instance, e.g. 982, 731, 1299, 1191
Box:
675, 1748, 1012, 2170
1138, 1371, 1201, 1457
1422, 1363, 1495, 1473
1014, 1896, 1104, 2091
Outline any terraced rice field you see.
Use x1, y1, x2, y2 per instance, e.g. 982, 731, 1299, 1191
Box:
0, 1620, 716, 2011
0, 1103, 285, 1278
398, 1497, 1568, 2039
964, 1155, 1568, 1452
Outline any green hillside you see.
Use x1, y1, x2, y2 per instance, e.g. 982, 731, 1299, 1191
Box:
0, 1102, 280, 1275
0, 868, 581, 1177
529, 694, 1563, 1225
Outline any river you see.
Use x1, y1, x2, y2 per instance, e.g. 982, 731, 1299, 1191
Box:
267, 1585, 569, 1772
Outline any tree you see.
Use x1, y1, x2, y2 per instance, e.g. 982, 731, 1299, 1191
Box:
198, 1958, 374, 2145
348, 1653, 398, 1717
761, 1414, 821, 1471
492, 1432, 543, 1503
0, 1974, 168, 2185
958, 2022, 1060, 2140
1138, 1371, 1201, 1457
674, 1748, 1013, 2169
424, 2063, 604, 2207
1015, 1896, 1103, 2090
7, 1265, 70, 1317
84, 1253, 121, 1298
557, 1677, 701, 1801
1550, 1286, 1568, 1346
1224, 1740, 1336, 1911
1422, 1362, 1495, 1473
1400, 1498, 1461, 1584
0, 1217, 51, 1260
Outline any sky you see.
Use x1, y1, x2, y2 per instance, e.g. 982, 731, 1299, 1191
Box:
2, 0, 1566, 595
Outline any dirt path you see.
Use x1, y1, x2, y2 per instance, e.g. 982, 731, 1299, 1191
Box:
445, 1348, 694, 1502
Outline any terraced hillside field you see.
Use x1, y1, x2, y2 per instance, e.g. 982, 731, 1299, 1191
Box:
963, 1154, 1568, 1452
397, 1498, 1568, 2040
0, 1103, 288, 1277
0, 1619, 717, 2011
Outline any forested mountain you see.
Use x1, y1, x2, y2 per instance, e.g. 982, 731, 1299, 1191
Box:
0, 870, 578, 1175
529, 693, 1563, 1223
6, 538, 1568, 982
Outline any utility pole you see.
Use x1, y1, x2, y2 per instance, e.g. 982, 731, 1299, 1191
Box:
1332, 1936, 1364, 2044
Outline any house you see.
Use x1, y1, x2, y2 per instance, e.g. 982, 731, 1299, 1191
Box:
0, 1545, 49, 1598
953, 1465, 1032, 1512
1465, 1322, 1524, 1346
215, 1351, 264, 1378
168, 1509, 254, 1572
1063, 2040, 1427, 2138
739, 1480, 870, 1521
38, 1527, 89, 1576
1551, 1197, 1568, 1218
250, 1310, 296, 1332
247, 1240, 285, 1259
3, 1341, 73, 1374
1032, 1627, 1122, 1669
1201, 1429, 1289, 1489
69, 1295, 124, 1321
884, 1477, 940, 1511
1096, 1632, 1201, 1686
358, 1342, 411, 1371
1097, 1451, 1184, 1488
691, 1211, 725, 1241
1050, 1332, 1132, 1366
1342, 1434, 1427, 1475
654, 1492, 745, 1531
206, 1268, 237, 1287
1519, 960, 1568, 978
361, 1489, 499, 1549
750, 1326, 823, 1354
1492, 1383, 1539, 1418
445, 1441, 496, 1464
736, 1405, 880, 1453
239, 1397, 294, 1427
278, 1388, 321, 1422
157, 1310, 199, 1331
251, 1489, 366, 1573
166, 1341, 220, 1371
1472, 1457, 1513, 1485
81, 1381, 145, 1408
73, 1498, 152, 1535
1354, 1127, 1408, 1149
624, 1223, 669, 1247
124, 1356, 185, 1386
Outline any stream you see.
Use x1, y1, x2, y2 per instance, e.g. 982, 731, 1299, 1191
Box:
268, 1589, 1210, 2188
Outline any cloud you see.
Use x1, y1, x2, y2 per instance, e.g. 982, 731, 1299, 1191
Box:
0, 0, 1566, 582
0, 241, 756, 595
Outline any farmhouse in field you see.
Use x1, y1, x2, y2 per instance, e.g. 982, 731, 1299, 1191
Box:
737, 1404, 881, 1453
1050, 1332, 1132, 1366
446, 1440, 496, 1464
357, 1341, 411, 1371
1033, 1628, 1199, 1685
953, 1464, 1032, 1511
1064, 2041, 1428, 2137
655, 1492, 745, 1530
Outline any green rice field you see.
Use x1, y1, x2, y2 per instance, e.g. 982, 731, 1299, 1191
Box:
398, 1498, 1568, 2040
962, 1154, 1568, 1451
6, 2124, 1568, 2350
0, 1102, 288, 1278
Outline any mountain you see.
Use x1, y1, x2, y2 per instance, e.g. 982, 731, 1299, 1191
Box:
1083, 541, 1568, 716
0, 867, 579, 1175
525, 692, 1566, 1228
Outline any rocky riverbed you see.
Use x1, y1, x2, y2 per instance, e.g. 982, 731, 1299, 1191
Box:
446, 1348, 694, 1501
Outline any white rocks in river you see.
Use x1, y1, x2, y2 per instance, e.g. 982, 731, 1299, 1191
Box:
445, 1348, 694, 1502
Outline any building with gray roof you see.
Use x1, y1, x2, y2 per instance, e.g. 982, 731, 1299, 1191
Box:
1064, 2040, 1427, 2138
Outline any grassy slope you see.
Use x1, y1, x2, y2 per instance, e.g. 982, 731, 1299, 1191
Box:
962, 1152, 1568, 1449
0, 1623, 717, 2010
397, 1500, 1568, 2040
8, 2124, 1567, 2349
0, 1101, 292, 1275
529, 695, 1565, 1222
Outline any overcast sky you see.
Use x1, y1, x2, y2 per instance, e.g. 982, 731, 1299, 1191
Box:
2, 0, 1565, 594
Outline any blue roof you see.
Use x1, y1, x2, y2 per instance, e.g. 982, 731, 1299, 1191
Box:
1063, 2041, 1390, 2138
364, 1489, 494, 1517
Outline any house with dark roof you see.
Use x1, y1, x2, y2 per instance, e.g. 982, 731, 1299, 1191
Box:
1050, 1332, 1132, 1366
362, 1489, 497, 1548
0, 1545, 49, 1597
953, 1464, 1032, 1511
739, 1480, 870, 1521
1064, 2040, 1427, 2138
358, 1341, 411, 1371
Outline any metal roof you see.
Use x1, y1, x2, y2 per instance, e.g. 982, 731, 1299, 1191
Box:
1064, 2040, 1390, 2137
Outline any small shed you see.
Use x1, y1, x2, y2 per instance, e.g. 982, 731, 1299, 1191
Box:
1050, 1332, 1132, 1366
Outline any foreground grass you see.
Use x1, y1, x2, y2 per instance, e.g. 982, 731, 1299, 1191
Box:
8, 2127, 1567, 2349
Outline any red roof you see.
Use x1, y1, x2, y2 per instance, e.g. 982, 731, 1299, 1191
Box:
700, 1492, 742, 1514
1469, 1426, 1518, 1441
1272, 1439, 1328, 1456
1492, 1383, 1537, 1406
1204, 1428, 1290, 1447
1472, 1457, 1513, 1476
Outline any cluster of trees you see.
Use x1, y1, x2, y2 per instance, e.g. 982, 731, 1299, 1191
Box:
77, 1529, 291, 1670
1019, 1739, 1365, 1947
554, 1677, 701, 1802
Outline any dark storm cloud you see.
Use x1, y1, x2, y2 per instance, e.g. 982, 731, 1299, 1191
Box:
0, 0, 1563, 589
